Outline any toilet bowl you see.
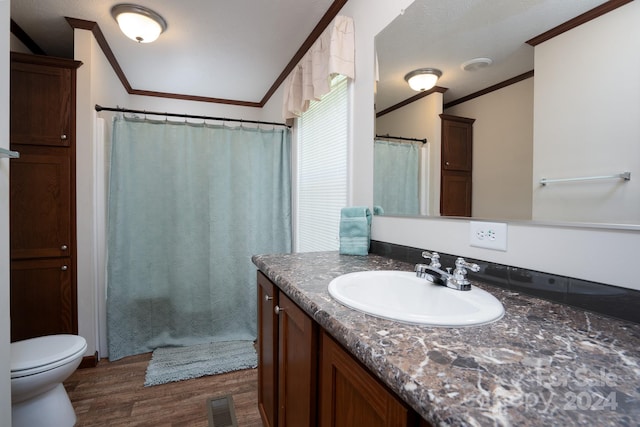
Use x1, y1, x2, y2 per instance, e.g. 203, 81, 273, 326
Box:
11, 334, 87, 427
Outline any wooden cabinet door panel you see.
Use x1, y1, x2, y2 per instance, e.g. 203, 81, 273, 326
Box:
257, 272, 278, 427
320, 332, 416, 427
10, 146, 71, 259
278, 292, 317, 427
10, 258, 75, 341
10, 61, 72, 147
440, 115, 473, 172
440, 172, 472, 217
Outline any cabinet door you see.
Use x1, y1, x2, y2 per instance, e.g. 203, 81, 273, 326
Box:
441, 115, 473, 172
10, 258, 76, 341
9, 145, 72, 259
440, 114, 474, 217
440, 171, 472, 217
277, 292, 318, 427
10, 61, 72, 147
257, 272, 278, 427
319, 331, 418, 427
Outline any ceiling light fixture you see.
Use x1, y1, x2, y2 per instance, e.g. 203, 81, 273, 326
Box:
404, 68, 442, 92
111, 4, 167, 43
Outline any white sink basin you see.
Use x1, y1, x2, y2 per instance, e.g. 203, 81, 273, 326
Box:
328, 270, 504, 327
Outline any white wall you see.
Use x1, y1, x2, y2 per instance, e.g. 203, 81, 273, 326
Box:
1, 1, 12, 424
343, 0, 640, 291
74, 29, 130, 360
446, 78, 533, 220
532, 1, 640, 224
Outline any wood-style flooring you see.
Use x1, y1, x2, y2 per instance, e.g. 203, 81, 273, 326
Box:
64, 352, 262, 427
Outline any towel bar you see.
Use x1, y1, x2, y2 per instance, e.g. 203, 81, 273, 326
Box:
540, 172, 630, 186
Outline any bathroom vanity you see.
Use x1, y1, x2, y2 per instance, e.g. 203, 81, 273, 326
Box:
257, 270, 423, 427
253, 252, 640, 426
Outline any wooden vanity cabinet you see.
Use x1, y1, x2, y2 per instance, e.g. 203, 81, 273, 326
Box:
257, 271, 432, 427
257, 271, 318, 427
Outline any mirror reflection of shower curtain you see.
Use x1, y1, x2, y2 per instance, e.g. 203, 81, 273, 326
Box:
374, 139, 422, 215
106, 117, 291, 361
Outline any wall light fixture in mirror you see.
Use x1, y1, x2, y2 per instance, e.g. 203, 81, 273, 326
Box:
373, 0, 640, 226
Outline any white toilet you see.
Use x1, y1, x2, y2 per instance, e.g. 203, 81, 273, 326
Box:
11, 334, 87, 427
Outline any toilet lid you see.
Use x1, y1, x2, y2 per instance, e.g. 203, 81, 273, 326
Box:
11, 334, 87, 373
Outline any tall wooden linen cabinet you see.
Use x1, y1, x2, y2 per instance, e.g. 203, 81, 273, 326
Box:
9, 52, 82, 342
440, 114, 474, 217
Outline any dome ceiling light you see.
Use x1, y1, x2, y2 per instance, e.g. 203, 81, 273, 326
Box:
111, 4, 167, 43
404, 68, 442, 92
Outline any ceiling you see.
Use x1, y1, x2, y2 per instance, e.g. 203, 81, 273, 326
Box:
11, 0, 616, 111
375, 0, 610, 112
10, 0, 338, 105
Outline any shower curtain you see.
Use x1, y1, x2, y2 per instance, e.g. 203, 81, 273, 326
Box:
106, 116, 291, 360
374, 139, 420, 215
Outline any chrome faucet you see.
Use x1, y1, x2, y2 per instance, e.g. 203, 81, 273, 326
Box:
415, 251, 480, 291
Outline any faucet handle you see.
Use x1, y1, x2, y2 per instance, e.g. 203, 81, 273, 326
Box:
421, 251, 441, 268
450, 257, 480, 290
455, 257, 480, 273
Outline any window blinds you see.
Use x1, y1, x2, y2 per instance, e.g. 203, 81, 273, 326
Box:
296, 75, 348, 252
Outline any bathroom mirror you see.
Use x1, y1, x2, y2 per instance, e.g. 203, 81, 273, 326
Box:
374, 0, 640, 225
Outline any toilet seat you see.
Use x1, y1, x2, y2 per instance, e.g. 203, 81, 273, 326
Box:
11, 335, 87, 379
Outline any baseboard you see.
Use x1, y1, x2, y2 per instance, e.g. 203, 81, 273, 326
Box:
79, 351, 99, 369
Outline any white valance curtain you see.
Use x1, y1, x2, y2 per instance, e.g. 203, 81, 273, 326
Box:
282, 15, 355, 119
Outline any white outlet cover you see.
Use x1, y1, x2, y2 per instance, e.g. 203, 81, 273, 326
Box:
469, 221, 508, 251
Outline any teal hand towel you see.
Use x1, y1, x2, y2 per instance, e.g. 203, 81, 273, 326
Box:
339, 206, 372, 255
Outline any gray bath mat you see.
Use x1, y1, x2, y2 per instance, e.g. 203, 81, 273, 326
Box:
144, 340, 257, 387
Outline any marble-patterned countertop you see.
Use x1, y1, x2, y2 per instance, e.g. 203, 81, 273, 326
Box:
252, 252, 640, 427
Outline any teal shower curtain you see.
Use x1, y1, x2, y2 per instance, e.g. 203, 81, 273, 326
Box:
374, 139, 420, 215
107, 117, 291, 360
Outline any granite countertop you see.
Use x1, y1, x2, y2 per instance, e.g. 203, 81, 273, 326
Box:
252, 252, 640, 427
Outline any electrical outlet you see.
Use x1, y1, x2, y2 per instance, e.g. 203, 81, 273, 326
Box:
469, 221, 507, 251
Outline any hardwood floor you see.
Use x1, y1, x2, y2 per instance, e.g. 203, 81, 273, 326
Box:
64, 352, 262, 427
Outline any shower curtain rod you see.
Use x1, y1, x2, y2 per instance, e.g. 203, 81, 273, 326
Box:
95, 104, 292, 128
375, 134, 427, 144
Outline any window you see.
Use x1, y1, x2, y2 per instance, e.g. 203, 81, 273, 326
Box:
295, 75, 349, 252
